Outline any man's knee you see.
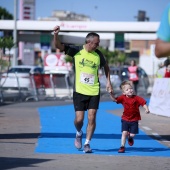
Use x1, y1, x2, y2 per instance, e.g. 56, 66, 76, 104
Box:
88, 109, 97, 124
75, 111, 84, 121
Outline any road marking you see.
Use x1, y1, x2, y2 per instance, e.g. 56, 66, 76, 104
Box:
152, 133, 161, 138
142, 126, 152, 131
160, 139, 170, 142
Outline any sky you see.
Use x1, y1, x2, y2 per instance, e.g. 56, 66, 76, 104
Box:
0, 0, 169, 21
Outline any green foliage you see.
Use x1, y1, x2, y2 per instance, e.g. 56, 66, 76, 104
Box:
3, 37, 15, 51
0, 58, 8, 69
98, 47, 127, 65
65, 55, 73, 63
0, 38, 5, 49
0, 37, 15, 71
0, 7, 13, 20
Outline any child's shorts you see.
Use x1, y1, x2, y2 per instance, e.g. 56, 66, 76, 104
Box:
121, 119, 139, 134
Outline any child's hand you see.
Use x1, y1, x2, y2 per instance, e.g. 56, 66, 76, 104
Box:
145, 110, 150, 114
110, 92, 114, 98
109, 92, 117, 102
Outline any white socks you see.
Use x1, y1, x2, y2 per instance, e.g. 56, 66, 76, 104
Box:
76, 131, 90, 145
76, 130, 82, 136
84, 139, 90, 145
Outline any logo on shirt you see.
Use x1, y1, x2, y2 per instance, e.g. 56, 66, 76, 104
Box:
79, 58, 97, 69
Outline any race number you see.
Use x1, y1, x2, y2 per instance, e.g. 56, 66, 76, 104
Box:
80, 72, 95, 85
129, 73, 137, 79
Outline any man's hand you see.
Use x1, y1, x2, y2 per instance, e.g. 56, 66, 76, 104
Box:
53, 26, 60, 34
106, 81, 113, 93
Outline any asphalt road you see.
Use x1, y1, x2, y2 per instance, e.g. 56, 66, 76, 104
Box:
0, 96, 170, 170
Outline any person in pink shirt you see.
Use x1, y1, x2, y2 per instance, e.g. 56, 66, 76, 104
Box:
128, 60, 139, 94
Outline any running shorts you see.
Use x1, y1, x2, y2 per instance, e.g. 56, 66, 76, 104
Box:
121, 119, 139, 134
73, 92, 100, 111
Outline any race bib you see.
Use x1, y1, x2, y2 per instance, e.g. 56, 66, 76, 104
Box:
129, 73, 137, 79
80, 72, 95, 85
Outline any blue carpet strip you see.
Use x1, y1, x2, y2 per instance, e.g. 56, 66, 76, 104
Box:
35, 100, 170, 157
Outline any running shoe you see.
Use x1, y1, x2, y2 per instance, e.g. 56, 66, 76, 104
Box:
83, 144, 92, 153
128, 137, 134, 146
74, 131, 83, 149
118, 146, 125, 153
127, 132, 134, 146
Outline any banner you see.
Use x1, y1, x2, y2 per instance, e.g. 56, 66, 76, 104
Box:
149, 78, 170, 117
44, 53, 72, 71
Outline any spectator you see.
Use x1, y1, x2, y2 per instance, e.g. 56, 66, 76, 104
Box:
155, 3, 170, 58
128, 60, 139, 94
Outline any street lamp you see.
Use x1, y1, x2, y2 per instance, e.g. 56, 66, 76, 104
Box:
13, 0, 18, 66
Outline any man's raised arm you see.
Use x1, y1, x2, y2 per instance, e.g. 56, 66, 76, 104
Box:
53, 26, 65, 52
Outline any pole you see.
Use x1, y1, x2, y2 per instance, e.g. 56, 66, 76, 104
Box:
13, 0, 18, 66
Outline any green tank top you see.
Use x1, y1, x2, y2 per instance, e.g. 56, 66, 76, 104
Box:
74, 47, 100, 95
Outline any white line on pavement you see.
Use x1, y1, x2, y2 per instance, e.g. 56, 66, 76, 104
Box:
142, 126, 152, 131
152, 133, 162, 138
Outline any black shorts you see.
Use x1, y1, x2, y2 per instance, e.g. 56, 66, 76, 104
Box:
73, 92, 100, 111
121, 119, 139, 134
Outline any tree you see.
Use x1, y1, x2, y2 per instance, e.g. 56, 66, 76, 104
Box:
0, 37, 15, 76
98, 47, 127, 65
0, 7, 13, 20
0, 37, 15, 102
0, 7, 13, 43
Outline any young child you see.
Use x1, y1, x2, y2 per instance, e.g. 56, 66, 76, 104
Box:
110, 80, 150, 153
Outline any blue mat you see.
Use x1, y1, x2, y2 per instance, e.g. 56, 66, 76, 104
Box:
35, 100, 170, 157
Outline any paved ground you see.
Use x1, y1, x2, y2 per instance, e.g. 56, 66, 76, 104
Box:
0, 96, 170, 170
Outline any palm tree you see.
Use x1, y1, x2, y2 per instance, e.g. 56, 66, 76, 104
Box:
0, 37, 15, 102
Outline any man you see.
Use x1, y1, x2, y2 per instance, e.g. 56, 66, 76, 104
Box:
155, 3, 170, 58
53, 26, 113, 153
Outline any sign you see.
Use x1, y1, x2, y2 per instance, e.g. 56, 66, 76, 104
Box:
40, 34, 51, 50
114, 33, 124, 51
22, 43, 34, 65
149, 78, 170, 117
19, 0, 35, 63
20, 0, 35, 20
44, 53, 72, 71
45, 54, 59, 67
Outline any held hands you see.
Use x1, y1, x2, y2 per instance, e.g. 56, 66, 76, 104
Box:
109, 92, 117, 102
106, 82, 113, 93
109, 91, 114, 98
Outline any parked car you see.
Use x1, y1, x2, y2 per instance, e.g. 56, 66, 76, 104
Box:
0, 65, 44, 93
100, 65, 150, 96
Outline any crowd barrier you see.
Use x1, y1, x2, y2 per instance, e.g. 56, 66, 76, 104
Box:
0, 72, 73, 102
26, 73, 72, 101
0, 72, 25, 102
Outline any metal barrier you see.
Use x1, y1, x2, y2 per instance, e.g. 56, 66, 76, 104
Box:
0, 72, 26, 102
26, 73, 72, 101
